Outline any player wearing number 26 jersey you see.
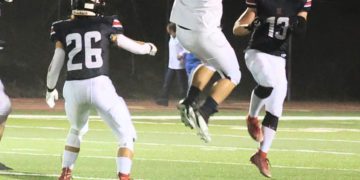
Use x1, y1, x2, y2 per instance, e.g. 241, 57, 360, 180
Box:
233, 0, 311, 178
45, 1, 157, 180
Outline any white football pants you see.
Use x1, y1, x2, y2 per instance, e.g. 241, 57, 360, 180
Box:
0, 80, 11, 121
176, 26, 241, 85
63, 75, 136, 149
245, 49, 288, 117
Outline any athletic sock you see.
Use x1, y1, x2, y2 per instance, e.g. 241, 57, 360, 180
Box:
199, 96, 218, 123
116, 157, 132, 175
260, 126, 276, 153
249, 90, 266, 117
183, 86, 201, 106
62, 150, 79, 169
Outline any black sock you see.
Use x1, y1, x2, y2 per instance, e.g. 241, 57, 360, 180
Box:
183, 86, 201, 106
199, 96, 218, 122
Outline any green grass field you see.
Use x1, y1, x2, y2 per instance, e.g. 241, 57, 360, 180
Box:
0, 109, 360, 180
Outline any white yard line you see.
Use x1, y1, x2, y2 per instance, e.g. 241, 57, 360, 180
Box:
8, 114, 360, 121
6, 125, 360, 143
4, 136, 359, 156
0, 151, 359, 174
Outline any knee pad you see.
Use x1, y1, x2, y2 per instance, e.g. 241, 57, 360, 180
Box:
254, 85, 273, 99
66, 127, 88, 148
119, 137, 135, 152
262, 111, 279, 131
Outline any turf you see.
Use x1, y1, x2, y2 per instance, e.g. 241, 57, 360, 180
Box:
0, 110, 359, 179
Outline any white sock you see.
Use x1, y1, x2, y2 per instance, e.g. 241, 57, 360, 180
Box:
249, 90, 266, 117
62, 150, 79, 169
260, 126, 276, 153
116, 157, 132, 175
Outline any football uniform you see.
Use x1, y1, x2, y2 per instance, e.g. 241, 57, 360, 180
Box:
50, 16, 136, 148
170, 0, 241, 85
245, 0, 311, 117
246, 0, 311, 57
0, 80, 11, 121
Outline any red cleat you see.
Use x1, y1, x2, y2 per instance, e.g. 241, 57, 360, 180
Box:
246, 115, 263, 142
58, 167, 72, 180
118, 173, 131, 180
250, 150, 272, 178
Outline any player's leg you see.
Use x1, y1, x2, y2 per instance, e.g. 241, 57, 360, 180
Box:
176, 69, 188, 98
157, 68, 176, 106
244, 50, 278, 142
0, 81, 11, 142
248, 53, 287, 178
59, 81, 91, 180
92, 76, 136, 180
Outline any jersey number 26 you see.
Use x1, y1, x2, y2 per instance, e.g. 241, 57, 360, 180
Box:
66, 31, 103, 71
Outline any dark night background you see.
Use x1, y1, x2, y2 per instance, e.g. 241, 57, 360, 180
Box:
0, 0, 359, 101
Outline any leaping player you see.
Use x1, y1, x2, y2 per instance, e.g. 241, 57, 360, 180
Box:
233, 0, 311, 177
170, 0, 242, 143
46, 0, 157, 179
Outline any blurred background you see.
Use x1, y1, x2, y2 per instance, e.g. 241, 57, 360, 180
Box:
0, 0, 359, 101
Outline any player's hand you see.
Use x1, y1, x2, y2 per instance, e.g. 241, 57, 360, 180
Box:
146, 43, 157, 56
46, 89, 58, 108
4, 0, 13, 3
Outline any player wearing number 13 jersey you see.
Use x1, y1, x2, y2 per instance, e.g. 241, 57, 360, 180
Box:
233, 0, 311, 178
45, 1, 157, 180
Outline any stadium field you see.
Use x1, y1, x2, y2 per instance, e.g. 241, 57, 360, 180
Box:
0, 100, 359, 180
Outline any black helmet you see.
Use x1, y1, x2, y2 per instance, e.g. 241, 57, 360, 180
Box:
71, 0, 105, 16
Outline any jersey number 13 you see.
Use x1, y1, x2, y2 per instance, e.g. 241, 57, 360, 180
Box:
66, 31, 103, 71
266, 17, 289, 40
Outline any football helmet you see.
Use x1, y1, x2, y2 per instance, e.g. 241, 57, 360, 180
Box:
71, 0, 105, 16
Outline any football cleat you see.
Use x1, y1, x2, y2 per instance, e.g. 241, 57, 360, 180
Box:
194, 110, 211, 143
250, 150, 271, 178
246, 115, 263, 142
118, 173, 131, 180
177, 99, 196, 129
58, 167, 72, 180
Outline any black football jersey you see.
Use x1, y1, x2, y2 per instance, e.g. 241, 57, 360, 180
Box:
50, 16, 123, 80
246, 0, 312, 57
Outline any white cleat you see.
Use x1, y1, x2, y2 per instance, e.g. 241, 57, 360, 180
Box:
194, 110, 211, 143
177, 99, 196, 129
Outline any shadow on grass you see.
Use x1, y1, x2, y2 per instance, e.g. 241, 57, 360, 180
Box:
0, 162, 55, 180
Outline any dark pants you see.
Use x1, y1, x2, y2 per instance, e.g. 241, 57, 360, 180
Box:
158, 68, 188, 102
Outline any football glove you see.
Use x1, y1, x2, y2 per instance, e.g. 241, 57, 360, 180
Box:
146, 43, 157, 56
246, 17, 263, 31
289, 16, 307, 36
46, 88, 58, 108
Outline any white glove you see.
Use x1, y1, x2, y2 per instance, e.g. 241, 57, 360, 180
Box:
146, 43, 157, 56
5, 0, 13, 3
46, 89, 58, 108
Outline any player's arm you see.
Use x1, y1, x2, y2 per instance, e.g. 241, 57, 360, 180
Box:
111, 34, 157, 56
289, 11, 308, 36
233, 8, 257, 36
46, 41, 65, 108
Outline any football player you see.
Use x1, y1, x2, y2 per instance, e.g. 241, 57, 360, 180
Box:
233, 0, 312, 177
170, 0, 241, 143
0, 0, 12, 143
46, 0, 157, 180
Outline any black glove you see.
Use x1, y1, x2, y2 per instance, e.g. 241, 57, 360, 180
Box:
289, 16, 307, 36
246, 17, 263, 31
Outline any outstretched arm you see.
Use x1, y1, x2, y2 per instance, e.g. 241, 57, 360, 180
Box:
111, 34, 157, 56
233, 8, 257, 37
46, 41, 65, 108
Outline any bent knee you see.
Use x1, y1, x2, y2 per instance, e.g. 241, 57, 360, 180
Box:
226, 69, 241, 85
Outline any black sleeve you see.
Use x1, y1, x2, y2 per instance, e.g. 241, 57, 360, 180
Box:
50, 20, 63, 42
106, 15, 124, 35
